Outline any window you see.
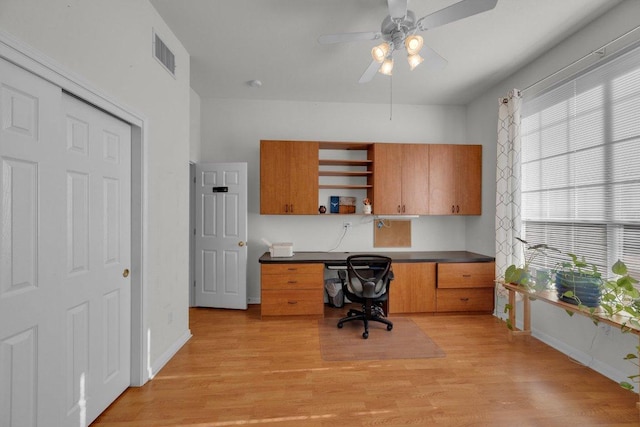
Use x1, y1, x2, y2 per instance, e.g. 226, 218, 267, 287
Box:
521, 43, 640, 279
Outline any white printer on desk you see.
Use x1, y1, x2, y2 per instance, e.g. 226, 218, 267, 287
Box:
269, 242, 294, 257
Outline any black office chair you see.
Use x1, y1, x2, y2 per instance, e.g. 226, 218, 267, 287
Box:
337, 254, 394, 339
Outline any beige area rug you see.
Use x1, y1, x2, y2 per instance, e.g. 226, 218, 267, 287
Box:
317, 317, 446, 361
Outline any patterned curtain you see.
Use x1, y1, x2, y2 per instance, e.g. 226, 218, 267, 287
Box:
495, 89, 522, 290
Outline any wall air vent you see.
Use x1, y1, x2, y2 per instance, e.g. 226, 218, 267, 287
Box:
153, 31, 176, 77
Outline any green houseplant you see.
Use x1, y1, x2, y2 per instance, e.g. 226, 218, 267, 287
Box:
502, 239, 640, 389
503, 237, 556, 291
599, 260, 640, 390
553, 253, 603, 309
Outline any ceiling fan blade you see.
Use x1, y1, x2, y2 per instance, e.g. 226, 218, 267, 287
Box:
318, 31, 381, 44
387, 0, 408, 20
359, 60, 383, 84
421, 46, 448, 70
417, 0, 498, 31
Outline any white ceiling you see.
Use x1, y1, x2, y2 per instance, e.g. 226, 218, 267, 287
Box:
150, 0, 622, 105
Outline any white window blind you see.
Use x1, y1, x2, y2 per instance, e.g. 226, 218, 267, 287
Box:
521, 43, 640, 278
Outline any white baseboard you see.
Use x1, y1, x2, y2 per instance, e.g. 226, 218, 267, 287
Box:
531, 327, 632, 388
502, 314, 636, 392
149, 329, 192, 379
248, 296, 261, 304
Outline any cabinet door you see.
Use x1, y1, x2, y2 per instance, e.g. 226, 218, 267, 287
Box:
288, 141, 319, 214
260, 141, 318, 214
371, 144, 429, 215
388, 263, 436, 313
370, 143, 403, 214
455, 145, 482, 215
428, 145, 482, 215
428, 144, 458, 214
401, 144, 429, 215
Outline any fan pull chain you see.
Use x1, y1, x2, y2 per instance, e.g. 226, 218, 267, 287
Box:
389, 74, 393, 121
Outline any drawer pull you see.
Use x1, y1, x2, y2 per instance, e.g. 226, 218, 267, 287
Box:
460, 297, 470, 302
287, 268, 298, 271
462, 274, 472, 278
287, 300, 298, 305
287, 280, 297, 284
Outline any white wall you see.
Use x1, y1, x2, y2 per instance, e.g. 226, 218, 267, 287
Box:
0, 0, 192, 372
466, 0, 640, 390
190, 88, 202, 162
200, 98, 488, 302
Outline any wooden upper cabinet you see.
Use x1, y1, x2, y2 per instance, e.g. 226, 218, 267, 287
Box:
369, 143, 429, 215
260, 140, 319, 214
428, 144, 482, 215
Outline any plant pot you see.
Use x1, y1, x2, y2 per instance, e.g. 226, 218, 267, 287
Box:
555, 271, 602, 307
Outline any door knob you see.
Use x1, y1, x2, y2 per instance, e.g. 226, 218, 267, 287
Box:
123, 268, 130, 278
238, 241, 245, 247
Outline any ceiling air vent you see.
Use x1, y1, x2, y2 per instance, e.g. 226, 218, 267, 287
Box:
153, 31, 176, 77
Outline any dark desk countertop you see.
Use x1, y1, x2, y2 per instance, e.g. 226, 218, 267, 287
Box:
259, 251, 494, 264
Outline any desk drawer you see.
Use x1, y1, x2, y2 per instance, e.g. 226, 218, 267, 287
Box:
436, 288, 494, 312
261, 289, 324, 316
261, 263, 322, 276
261, 274, 321, 290
437, 262, 495, 289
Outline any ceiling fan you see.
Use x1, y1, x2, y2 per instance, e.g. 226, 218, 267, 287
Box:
318, 0, 498, 83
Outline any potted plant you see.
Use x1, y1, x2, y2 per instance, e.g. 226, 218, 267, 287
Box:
502, 244, 640, 389
553, 253, 603, 308
599, 260, 640, 390
600, 260, 640, 324
503, 237, 557, 291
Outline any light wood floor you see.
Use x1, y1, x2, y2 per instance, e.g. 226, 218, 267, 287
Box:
92, 305, 640, 426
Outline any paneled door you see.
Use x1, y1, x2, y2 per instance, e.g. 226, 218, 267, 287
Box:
195, 163, 247, 309
60, 93, 131, 425
0, 58, 131, 426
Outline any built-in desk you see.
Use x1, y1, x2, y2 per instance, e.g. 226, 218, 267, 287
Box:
259, 251, 495, 317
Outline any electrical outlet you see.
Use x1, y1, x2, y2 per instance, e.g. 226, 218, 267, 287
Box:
343, 221, 352, 229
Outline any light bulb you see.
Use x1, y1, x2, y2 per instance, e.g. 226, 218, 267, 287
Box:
407, 54, 424, 70
371, 43, 390, 63
405, 35, 424, 55
379, 58, 394, 76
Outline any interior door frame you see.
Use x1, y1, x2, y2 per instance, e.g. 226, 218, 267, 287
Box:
0, 30, 149, 386
189, 161, 196, 307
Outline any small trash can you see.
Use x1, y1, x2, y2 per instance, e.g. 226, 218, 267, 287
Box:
324, 277, 344, 308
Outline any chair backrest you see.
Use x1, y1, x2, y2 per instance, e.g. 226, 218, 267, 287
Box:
345, 255, 393, 299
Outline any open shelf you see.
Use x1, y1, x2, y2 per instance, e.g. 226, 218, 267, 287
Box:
319, 159, 372, 167
319, 184, 372, 190
319, 170, 372, 177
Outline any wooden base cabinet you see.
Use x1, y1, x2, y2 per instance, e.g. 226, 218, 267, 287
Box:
261, 263, 324, 317
436, 262, 495, 313
388, 263, 436, 313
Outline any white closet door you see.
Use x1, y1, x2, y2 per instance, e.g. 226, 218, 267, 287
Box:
61, 93, 131, 426
0, 58, 131, 427
0, 54, 66, 427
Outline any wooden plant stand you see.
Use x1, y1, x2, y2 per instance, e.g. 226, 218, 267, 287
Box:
501, 282, 640, 411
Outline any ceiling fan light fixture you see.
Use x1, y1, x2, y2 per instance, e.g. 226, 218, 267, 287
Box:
405, 35, 424, 55
407, 53, 424, 71
371, 42, 390, 63
379, 58, 394, 76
